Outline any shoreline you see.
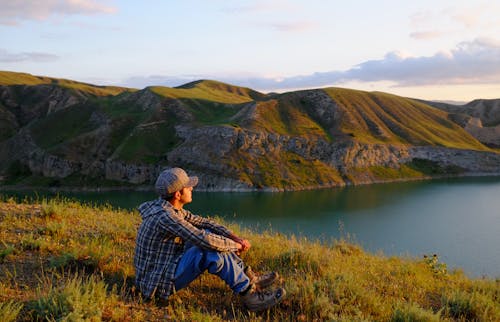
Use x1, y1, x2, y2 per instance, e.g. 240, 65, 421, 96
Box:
1, 172, 500, 194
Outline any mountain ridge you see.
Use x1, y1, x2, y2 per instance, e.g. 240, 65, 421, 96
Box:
1, 71, 499, 191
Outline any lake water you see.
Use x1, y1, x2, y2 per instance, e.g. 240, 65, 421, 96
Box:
3, 177, 500, 278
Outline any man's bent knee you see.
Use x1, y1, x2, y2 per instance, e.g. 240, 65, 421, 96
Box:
203, 249, 226, 274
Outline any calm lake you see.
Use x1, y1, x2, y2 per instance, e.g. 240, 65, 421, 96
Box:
3, 176, 500, 278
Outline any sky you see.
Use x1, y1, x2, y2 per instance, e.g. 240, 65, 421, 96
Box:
1, 0, 500, 102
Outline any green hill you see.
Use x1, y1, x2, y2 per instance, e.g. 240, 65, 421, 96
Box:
0, 71, 499, 190
0, 70, 134, 97
322, 88, 487, 149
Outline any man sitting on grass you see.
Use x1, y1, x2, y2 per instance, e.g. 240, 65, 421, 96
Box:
134, 167, 285, 311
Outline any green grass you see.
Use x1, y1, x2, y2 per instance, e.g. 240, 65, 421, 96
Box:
184, 100, 244, 125
0, 71, 53, 86
322, 88, 490, 151
0, 300, 23, 322
27, 275, 108, 321
29, 103, 97, 150
116, 122, 178, 163
344, 165, 426, 183
0, 105, 18, 141
0, 71, 134, 96
249, 99, 331, 140
407, 158, 466, 176
343, 160, 468, 185
0, 198, 499, 321
150, 80, 257, 104
226, 151, 343, 190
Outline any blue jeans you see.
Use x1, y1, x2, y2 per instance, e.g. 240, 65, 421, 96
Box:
174, 245, 250, 294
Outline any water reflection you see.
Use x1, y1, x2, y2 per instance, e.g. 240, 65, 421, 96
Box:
190, 180, 429, 220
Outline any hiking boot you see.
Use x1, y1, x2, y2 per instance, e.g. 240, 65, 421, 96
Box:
244, 266, 279, 289
241, 284, 286, 312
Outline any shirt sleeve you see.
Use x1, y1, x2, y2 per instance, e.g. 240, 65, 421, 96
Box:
183, 209, 234, 237
159, 209, 240, 252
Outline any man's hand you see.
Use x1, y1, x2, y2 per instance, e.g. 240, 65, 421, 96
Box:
238, 238, 251, 252
230, 234, 251, 254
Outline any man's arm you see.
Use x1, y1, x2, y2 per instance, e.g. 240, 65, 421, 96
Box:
160, 209, 241, 252
183, 210, 251, 253
227, 233, 251, 253
183, 210, 234, 237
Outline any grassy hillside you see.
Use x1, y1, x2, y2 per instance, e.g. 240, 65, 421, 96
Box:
247, 99, 332, 140
0, 71, 134, 97
323, 88, 488, 150
0, 198, 498, 321
150, 80, 261, 104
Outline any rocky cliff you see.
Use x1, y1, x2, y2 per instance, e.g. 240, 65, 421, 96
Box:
423, 98, 500, 148
1, 71, 499, 191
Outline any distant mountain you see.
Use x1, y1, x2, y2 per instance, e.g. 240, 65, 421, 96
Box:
428, 99, 468, 106
1, 71, 499, 191
421, 98, 500, 148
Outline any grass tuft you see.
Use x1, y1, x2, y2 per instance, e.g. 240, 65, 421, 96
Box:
0, 243, 16, 262
391, 302, 440, 322
442, 290, 500, 321
0, 300, 23, 322
27, 275, 108, 321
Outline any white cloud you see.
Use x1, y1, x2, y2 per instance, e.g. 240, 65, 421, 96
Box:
0, 48, 59, 62
333, 38, 500, 87
0, 0, 117, 25
250, 38, 500, 89
120, 39, 500, 91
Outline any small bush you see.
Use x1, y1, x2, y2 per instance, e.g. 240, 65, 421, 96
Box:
0, 300, 23, 322
408, 158, 465, 175
0, 243, 16, 262
49, 252, 99, 272
423, 254, 447, 275
4, 160, 31, 184
391, 303, 440, 322
20, 233, 43, 251
442, 291, 500, 321
37, 221, 64, 236
28, 275, 107, 321
41, 199, 64, 218
277, 249, 320, 273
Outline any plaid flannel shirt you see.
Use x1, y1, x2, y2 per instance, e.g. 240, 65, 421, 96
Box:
133, 198, 240, 299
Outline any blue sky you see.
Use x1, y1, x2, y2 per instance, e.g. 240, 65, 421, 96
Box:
1, 0, 500, 101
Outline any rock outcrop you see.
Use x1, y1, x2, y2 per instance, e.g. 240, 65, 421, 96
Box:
424, 98, 500, 148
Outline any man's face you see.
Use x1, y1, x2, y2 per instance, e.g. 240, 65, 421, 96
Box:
179, 186, 193, 205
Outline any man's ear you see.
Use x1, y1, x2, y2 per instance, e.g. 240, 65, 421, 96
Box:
173, 190, 182, 200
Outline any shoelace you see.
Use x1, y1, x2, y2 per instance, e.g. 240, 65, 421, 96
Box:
256, 272, 275, 281
256, 289, 275, 301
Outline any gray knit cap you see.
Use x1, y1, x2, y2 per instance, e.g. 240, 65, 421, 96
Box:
155, 168, 198, 198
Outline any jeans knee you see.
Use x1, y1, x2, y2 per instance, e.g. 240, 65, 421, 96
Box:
203, 250, 226, 273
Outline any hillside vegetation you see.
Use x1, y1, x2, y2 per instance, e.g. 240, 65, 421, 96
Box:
0, 198, 499, 321
323, 89, 486, 149
0, 70, 134, 97
0, 71, 499, 191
